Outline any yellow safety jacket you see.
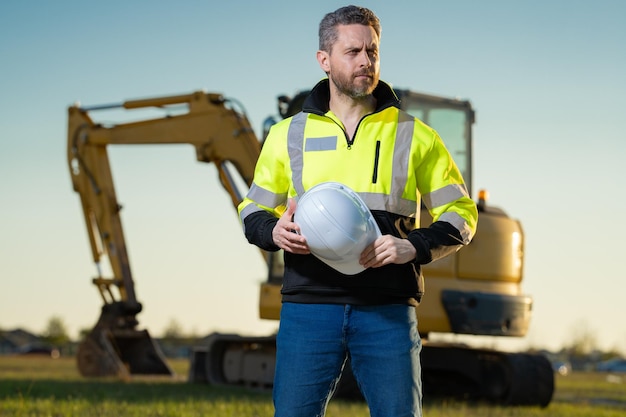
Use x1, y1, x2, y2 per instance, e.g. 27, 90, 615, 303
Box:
239, 79, 477, 305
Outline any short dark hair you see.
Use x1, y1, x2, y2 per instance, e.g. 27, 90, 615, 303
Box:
318, 5, 381, 52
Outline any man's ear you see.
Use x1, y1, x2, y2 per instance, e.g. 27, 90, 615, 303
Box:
317, 50, 330, 73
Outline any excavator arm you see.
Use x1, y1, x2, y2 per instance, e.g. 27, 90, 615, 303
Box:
67, 91, 261, 378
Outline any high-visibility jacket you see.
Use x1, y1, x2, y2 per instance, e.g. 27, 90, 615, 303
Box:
238, 79, 477, 305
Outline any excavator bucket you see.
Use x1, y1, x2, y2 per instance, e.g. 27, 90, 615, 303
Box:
77, 303, 173, 378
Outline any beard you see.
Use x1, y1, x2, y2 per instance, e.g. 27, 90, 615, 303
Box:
330, 69, 379, 99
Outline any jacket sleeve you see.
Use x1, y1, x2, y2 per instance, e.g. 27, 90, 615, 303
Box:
241, 210, 280, 252
237, 120, 292, 252
408, 125, 478, 264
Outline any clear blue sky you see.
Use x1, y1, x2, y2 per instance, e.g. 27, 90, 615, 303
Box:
1, 0, 625, 355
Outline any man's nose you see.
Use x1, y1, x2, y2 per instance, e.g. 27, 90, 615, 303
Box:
359, 50, 372, 67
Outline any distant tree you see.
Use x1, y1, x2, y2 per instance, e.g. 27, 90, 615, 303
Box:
188, 327, 201, 339
78, 327, 91, 341
42, 316, 70, 346
162, 318, 184, 339
602, 345, 624, 360
565, 320, 597, 356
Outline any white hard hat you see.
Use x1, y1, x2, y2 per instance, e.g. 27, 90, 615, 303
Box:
294, 182, 381, 275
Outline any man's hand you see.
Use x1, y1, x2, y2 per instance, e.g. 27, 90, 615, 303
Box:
272, 199, 310, 254
359, 235, 416, 269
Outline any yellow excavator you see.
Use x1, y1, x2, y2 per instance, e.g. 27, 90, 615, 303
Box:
67, 88, 554, 405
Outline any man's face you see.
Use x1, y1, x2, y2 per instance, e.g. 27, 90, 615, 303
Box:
323, 24, 380, 98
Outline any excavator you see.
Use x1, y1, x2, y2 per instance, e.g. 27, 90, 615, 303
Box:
67, 88, 554, 406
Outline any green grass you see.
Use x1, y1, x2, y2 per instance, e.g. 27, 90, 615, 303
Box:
0, 355, 624, 416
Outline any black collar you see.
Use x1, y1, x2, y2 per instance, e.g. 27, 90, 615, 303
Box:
301, 78, 401, 116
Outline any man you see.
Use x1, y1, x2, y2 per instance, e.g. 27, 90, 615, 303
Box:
238, 5, 478, 417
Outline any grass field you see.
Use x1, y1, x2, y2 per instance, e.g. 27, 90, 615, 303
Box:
0, 355, 624, 416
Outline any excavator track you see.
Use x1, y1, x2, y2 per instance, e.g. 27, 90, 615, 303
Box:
420, 344, 554, 406
190, 333, 277, 388
191, 336, 554, 406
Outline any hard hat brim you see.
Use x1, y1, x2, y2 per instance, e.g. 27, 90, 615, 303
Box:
314, 223, 381, 275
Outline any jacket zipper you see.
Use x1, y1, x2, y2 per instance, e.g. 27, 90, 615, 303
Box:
328, 116, 379, 182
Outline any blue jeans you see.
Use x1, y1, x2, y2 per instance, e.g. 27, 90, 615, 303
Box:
273, 302, 422, 417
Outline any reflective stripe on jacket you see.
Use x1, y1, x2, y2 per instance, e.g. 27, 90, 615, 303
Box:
238, 79, 478, 305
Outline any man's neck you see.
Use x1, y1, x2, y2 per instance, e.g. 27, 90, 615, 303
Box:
328, 87, 376, 137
